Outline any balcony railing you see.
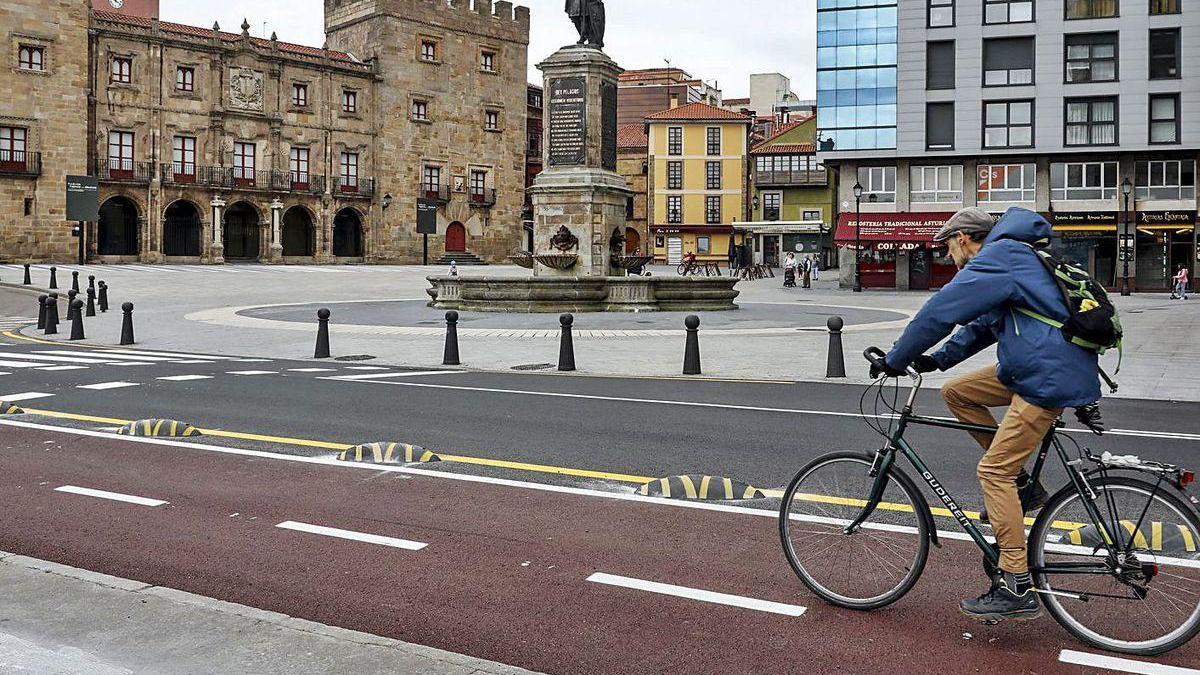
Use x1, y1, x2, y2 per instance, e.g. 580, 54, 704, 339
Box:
98, 159, 153, 183
163, 166, 325, 194
753, 168, 828, 187
422, 184, 451, 203
0, 151, 41, 177
469, 188, 496, 206
332, 176, 374, 198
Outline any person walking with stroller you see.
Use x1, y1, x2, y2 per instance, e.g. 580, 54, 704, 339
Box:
783, 252, 798, 288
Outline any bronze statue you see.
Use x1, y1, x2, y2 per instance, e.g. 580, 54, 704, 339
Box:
566, 0, 605, 49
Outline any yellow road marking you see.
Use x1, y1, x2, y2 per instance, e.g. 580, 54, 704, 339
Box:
1152, 521, 1164, 551
679, 475, 698, 499
698, 475, 712, 499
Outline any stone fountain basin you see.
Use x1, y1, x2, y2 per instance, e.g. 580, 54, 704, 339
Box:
426, 275, 739, 313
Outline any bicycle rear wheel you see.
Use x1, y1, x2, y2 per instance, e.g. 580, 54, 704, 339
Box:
1030, 476, 1200, 655
779, 452, 930, 610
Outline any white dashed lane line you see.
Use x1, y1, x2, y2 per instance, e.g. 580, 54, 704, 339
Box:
275, 521, 427, 551
286, 368, 337, 373
225, 370, 278, 376
77, 382, 140, 391
37, 365, 90, 371
1059, 649, 1200, 674
328, 370, 462, 381
156, 375, 214, 382
585, 573, 807, 617
54, 485, 167, 507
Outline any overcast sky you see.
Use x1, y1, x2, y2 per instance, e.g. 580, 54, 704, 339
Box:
159, 0, 816, 99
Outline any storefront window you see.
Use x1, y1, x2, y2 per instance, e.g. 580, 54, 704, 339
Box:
1136, 160, 1195, 200
1050, 161, 1118, 201
911, 165, 963, 202
977, 163, 1035, 202
857, 166, 896, 202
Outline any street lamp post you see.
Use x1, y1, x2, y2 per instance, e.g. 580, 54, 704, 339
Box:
1121, 178, 1132, 296
852, 182, 863, 293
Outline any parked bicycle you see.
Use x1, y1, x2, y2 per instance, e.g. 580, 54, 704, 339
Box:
778, 347, 1200, 655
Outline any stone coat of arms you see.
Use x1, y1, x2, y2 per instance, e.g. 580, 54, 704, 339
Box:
229, 68, 264, 111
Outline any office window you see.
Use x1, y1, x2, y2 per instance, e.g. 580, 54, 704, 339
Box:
171, 136, 196, 179
0, 127, 28, 165
857, 166, 896, 203
667, 127, 683, 155
762, 192, 781, 220
706, 127, 721, 155
412, 100, 428, 121
706, 161, 721, 190
1149, 94, 1180, 144
929, 0, 954, 27
667, 161, 683, 189
108, 131, 134, 174
666, 195, 682, 223
1064, 33, 1117, 83
1051, 161, 1118, 200
289, 147, 310, 186
422, 165, 442, 195
911, 165, 964, 203
1150, 29, 1181, 79
17, 45, 44, 71
485, 110, 500, 130
175, 66, 194, 92
983, 100, 1033, 148
1135, 160, 1195, 200
927, 41, 955, 90
342, 90, 357, 114
340, 152, 358, 188
926, 102, 955, 150
480, 50, 496, 72
1150, 0, 1179, 14
984, 37, 1034, 86
1065, 97, 1117, 146
470, 170, 487, 200
233, 141, 255, 184
705, 195, 722, 224
420, 40, 438, 62
1066, 0, 1117, 18
985, 0, 1033, 23
292, 83, 308, 107
978, 163, 1036, 202
111, 57, 132, 83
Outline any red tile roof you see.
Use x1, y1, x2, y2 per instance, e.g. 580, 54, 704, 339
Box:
617, 123, 648, 149
751, 142, 816, 155
723, 97, 750, 106
92, 10, 359, 63
645, 102, 752, 123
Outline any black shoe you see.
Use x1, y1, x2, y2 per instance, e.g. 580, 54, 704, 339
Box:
979, 471, 1049, 524
960, 572, 1041, 623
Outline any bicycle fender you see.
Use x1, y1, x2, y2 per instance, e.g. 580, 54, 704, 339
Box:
889, 465, 941, 548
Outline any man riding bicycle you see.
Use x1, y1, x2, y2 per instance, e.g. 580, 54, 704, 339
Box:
873, 207, 1101, 623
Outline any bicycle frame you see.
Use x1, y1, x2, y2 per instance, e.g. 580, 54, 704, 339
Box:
845, 374, 1121, 576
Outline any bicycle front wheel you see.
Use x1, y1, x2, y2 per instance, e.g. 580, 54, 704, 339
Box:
779, 452, 930, 610
1031, 476, 1200, 655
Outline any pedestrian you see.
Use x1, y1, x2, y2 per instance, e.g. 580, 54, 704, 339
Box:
801, 256, 812, 288
1171, 265, 1189, 299
783, 251, 797, 287
811, 256, 821, 282
449, 260, 458, 277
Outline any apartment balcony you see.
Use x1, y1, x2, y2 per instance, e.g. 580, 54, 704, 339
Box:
333, 176, 375, 198
0, 151, 41, 177
754, 168, 828, 187
422, 184, 451, 203
170, 166, 327, 195
98, 159, 153, 183
469, 188, 496, 207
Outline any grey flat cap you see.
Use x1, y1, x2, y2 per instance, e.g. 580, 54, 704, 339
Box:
933, 207, 997, 242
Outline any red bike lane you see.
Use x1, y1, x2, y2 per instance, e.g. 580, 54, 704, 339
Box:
0, 424, 1196, 674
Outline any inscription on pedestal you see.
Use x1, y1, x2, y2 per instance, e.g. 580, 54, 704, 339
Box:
601, 81, 617, 171
548, 76, 586, 166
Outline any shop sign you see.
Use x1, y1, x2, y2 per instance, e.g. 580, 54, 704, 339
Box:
1051, 211, 1116, 225
874, 241, 921, 251
1136, 210, 1196, 226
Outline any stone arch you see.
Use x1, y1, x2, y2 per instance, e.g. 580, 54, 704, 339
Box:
97, 196, 140, 256
162, 199, 203, 257
224, 200, 263, 260
445, 221, 467, 252
281, 205, 316, 257
332, 207, 363, 258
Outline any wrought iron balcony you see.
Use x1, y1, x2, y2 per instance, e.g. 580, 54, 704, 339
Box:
422, 184, 451, 203
98, 159, 153, 183
753, 168, 828, 187
333, 176, 374, 198
469, 188, 496, 206
0, 151, 41, 177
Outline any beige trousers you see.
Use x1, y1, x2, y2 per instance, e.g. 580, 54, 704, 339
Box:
942, 365, 1062, 574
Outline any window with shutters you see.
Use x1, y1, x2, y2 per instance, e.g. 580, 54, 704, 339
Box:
926, 41, 955, 90
926, 102, 955, 150
983, 37, 1034, 86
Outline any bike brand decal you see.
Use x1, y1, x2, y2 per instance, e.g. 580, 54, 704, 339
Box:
921, 471, 972, 527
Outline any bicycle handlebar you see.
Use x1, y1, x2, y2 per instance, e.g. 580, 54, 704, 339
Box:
863, 346, 924, 384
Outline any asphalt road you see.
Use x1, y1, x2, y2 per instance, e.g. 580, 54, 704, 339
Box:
3, 425, 1197, 674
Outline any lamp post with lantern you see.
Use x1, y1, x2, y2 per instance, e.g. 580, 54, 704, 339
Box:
1121, 177, 1132, 296
852, 181, 863, 293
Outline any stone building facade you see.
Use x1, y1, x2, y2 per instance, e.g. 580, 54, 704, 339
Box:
616, 123, 648, 255
0, 0, 530, 265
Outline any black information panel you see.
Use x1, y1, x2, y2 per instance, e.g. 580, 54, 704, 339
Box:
600, 81, 617, 172
548, 76, 587, 166
416, 198, 439, 234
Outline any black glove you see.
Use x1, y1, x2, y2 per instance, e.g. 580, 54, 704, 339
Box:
869, 360, 907, 379
912, 354, 941, 373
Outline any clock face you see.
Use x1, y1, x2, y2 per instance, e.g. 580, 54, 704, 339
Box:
109, 0, 124, 8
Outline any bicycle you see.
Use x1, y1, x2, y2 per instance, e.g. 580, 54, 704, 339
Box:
779, 347, 1200, 655
676, 260, 702, 276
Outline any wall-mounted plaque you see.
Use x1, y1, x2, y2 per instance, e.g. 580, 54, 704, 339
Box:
228, 68, 264, 111
548, 76, 586, 166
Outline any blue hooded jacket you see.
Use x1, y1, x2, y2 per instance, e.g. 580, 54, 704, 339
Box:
885, 207, 1101, 409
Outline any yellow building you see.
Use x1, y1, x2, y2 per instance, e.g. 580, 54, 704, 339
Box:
646, 103, 752, 264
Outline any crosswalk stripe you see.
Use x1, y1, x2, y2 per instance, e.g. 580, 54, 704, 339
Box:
0, 352, 123, 365
226, 370, 277, 376
156, 375, 213, 382
77, 381, 140, 390
330, 370, 461, 381
0, 359, 49, 368
38, 350, 176, 363
0, 392, 53, 402
37, 365, 89, 371
100, 348, 228, 360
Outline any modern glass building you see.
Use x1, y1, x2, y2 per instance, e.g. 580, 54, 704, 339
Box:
815, 0, 898, 151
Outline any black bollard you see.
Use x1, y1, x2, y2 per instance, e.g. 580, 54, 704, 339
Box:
23, 264, 31, 285
442, 311, 460, 366
69, 300, 85, 340
314, 308, 331, 358
49, 266, 58, 289
683, 315, 701, 375
98, 281, 109, 313
71, 270, 79, 293
66, 289, 78, 321
86, 287, 96, 317
44, 293, 59, 335
558, 313, 576, 372
36, 294, 47, 330
88, 275, 96, 295
825, 316, 846, 378
119, 302, 135, 345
